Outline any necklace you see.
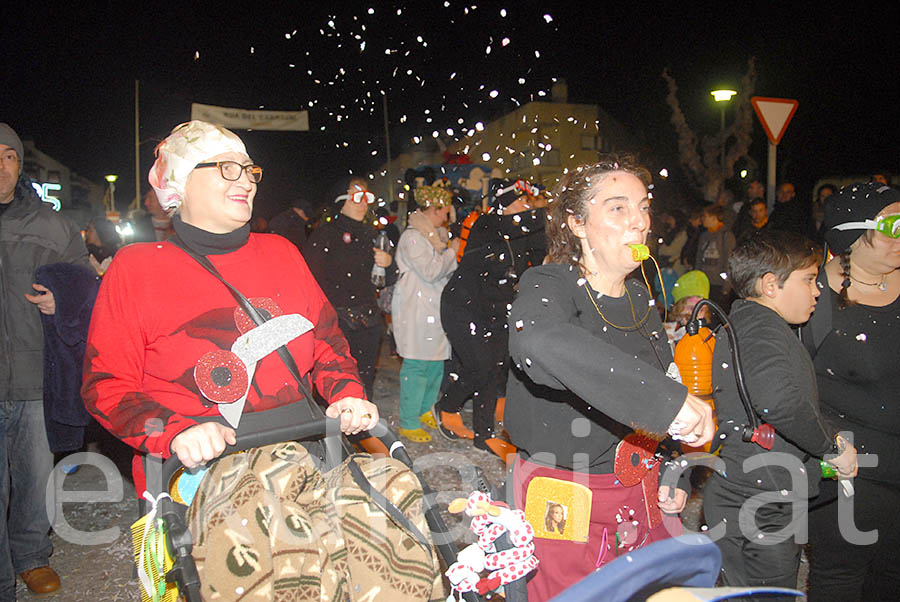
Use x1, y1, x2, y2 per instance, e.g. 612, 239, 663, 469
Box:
850, 274, 888, 292
583, 282, 652, 331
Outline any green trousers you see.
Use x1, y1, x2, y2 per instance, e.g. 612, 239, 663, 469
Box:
398, 359, 443, 429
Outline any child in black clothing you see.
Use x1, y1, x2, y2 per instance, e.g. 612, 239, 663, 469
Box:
702, 230, 858, 597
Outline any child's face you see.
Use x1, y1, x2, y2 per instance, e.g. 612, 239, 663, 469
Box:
701, 212, 720, 229
769, 263, 821, 324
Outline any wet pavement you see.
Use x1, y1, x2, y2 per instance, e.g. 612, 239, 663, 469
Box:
25, 343, 808, 600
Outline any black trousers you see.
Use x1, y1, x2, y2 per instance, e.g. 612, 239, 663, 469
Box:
340, 321, 384, 401
437, 308, 507, 443
807, 478, 900, 601
702, 475, 803, 601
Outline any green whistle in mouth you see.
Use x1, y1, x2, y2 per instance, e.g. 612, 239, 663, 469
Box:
628, 244, 650, 261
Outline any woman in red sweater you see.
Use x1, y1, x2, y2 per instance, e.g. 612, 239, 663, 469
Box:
82, 120, 378, 492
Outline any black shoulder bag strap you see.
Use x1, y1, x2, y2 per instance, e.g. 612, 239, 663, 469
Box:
169, 235, 343, 466
169, 237, 430, 549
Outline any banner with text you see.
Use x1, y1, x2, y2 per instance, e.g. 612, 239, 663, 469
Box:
190, 103, 309, 131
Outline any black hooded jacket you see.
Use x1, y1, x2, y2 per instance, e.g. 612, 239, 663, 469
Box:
441, 208, 547, 329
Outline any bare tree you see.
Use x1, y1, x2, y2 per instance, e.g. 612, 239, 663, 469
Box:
662, 57, 757, 201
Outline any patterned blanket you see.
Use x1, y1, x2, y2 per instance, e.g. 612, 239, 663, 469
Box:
187, 442, 444, 600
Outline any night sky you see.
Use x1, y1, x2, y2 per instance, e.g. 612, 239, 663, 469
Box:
3, 3, 897, 217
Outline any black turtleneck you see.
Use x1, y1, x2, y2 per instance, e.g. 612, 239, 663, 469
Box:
172, 214, 250, 255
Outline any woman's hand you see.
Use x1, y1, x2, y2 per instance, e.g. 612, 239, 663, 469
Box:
668, 393, 715, 447
657, 485, 688, 514
829, 436, 859, 479
326, 397, 379, 435
170, 422, 237, 469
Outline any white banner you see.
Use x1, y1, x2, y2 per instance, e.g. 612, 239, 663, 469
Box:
190, 103, 309, 131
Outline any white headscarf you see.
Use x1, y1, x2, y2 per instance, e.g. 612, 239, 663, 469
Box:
148, 121, 248, 213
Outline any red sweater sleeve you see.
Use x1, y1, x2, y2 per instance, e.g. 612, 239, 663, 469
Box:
81, 248, 199, 458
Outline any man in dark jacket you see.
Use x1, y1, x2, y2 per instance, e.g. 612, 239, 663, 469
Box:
302, 178, 397, 399
769, 182, 812, 237
0, 123, 89, 597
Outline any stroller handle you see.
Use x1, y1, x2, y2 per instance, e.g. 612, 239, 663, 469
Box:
160, 417, 402, 486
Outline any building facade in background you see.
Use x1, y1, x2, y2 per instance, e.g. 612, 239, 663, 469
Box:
371, 80, 640, 212
22, 140, 104, 226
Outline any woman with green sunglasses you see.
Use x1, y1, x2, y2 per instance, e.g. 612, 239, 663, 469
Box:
804, 182, 900, 601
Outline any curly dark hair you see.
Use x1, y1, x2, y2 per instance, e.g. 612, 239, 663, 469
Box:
545, 154, 651, 269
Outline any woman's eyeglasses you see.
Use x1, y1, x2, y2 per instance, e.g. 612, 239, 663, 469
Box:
195, 161, 263, 183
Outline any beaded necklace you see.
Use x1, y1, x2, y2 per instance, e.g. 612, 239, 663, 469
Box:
583, 282, 652, 332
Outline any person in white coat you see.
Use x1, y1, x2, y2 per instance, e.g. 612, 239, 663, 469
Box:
392, 185, 459, 442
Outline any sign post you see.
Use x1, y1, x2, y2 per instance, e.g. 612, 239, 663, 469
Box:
751, 97, 799, 212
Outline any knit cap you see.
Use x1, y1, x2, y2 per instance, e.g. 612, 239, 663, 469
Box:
672, 270, 710, 303
0, 123, 24, 174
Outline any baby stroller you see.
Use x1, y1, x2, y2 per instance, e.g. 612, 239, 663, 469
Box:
133, 412, 525, 602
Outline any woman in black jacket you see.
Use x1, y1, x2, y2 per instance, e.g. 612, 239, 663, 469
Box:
804, 183, 900, 601
505, 156, 715, 601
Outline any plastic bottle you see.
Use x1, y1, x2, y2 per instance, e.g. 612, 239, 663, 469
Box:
674, 321, 716, 396
371, 230, 391, 287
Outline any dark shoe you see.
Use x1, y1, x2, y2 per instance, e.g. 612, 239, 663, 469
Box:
435, 405, 474, 440
474, 438, 518, 464
20, 566, 60, 594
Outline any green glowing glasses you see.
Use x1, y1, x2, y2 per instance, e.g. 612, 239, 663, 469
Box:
832, 214, 900, 238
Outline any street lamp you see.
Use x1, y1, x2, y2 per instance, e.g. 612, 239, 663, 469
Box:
710, 89, 737, 195
104, 174, 118, 215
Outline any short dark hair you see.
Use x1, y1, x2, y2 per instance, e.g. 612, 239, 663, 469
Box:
748, 198, 766, 210
729, 230, 820, 299
816, 183, 836, 199
702, 204, 725, 221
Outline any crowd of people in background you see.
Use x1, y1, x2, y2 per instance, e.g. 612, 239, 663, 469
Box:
1, 117, 897, 600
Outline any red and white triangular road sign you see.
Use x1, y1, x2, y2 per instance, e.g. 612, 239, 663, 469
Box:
751, 97, 799, 145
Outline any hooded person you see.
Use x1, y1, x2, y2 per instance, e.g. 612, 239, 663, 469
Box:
0, 123, 90, 596
85, 216, 120, 274
802, 182, 900, 601
391, 184, 459, 442
269, 197, 314, 249
434, 178, 547, 461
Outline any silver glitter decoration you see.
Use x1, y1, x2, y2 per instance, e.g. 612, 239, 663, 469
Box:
219, 314, 314, 427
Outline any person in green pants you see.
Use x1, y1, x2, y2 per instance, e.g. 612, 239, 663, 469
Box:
391, 185, 459, 442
